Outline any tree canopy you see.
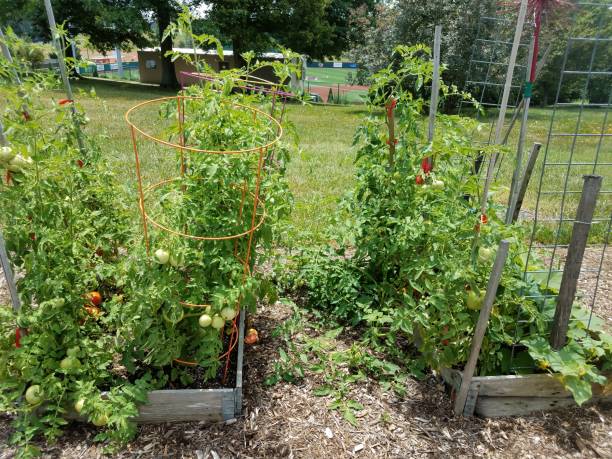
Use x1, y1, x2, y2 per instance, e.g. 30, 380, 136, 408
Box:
206, 0, 376, 60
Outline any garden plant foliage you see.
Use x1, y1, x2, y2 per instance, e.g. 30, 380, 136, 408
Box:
285, 45, 611, 406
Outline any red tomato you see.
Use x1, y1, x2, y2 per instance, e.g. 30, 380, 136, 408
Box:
421, 158, 432, 174
15, 328, 21, 348
480, 214, 488, 225
88, 291, 102, 306
415, 175, 424, 185
76, 159, 84, 168
58, 99, 73, 105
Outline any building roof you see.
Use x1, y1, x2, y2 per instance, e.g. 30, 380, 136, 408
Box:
140, 48, 285, 59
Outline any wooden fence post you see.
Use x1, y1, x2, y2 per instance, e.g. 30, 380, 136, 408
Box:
550, 175, 603, 349
454, 240, 510, 415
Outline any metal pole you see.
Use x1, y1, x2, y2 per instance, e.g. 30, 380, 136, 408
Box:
43, 0, 85, 152
454, 240, 510, 415
428, 26, 442, 143
550, 175, 603, 349
480, 0, 528, 215
506, 37, 536, 224
511, 142, 542, 223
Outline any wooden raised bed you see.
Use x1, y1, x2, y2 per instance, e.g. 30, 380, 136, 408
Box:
442, 368, 612, 417
133, 309, 246, 423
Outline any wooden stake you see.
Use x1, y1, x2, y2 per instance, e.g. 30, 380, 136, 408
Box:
43, 0, 85, 153
480, 0, 528, 215
428, 26, 442, 144
506, 37, 536, 224
0, 120, 21, 313
454, 240, 510, 416
550, 175, 602, 349
511, 142, 542, 223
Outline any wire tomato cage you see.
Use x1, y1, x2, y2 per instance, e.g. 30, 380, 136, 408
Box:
125, 95, 283, 378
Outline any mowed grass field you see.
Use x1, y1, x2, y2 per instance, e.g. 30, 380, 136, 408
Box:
3, 78, 610, 243
304, 67, 356, 86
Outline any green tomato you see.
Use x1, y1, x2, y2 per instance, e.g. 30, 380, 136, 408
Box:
211, 315, 225, 330
478, 247, 495, 264
92, 413, 109, 427
7, 154, 32, 172
60, 357, 81, 371
466, 290, 485, 311
25, 385, 42, 405
74, 398, 85, 414
154, 248, 170, 265
198, 314, 212, 328
431, 180, 445, 190
169, 252, 183, 268
220, 307, 237, 321
0, 146, 15, 163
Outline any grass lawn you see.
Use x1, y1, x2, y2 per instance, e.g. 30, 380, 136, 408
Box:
5, 78, 609, 243
305, 67, 354, 86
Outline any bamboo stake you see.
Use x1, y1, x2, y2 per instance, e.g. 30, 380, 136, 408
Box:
454, 240, 510, 416
550, 175, 602, 349
479, 0, 528, 215
43, 0, 85, 153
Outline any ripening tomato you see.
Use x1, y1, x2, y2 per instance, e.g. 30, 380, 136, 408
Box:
421, 158, 432, 174
76, 159, 84, 168
88, 291, 102, 306
480, 214, 488, 225
415, 175, 424, 185
245, 329, 259, 345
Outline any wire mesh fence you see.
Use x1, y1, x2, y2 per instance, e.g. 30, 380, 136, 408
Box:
509, 1, 611, 371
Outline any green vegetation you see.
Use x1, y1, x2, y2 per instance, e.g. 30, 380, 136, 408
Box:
6, 79, 605, 243
305, 67, 356, 86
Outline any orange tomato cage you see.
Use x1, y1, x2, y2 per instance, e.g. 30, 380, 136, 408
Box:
125, 95, 282, 379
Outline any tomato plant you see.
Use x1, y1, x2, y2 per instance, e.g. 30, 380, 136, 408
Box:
285, 45, 611, 405
0, 25, 294, 456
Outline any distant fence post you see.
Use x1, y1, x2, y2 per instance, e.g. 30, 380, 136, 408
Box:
550, 175, 603, 349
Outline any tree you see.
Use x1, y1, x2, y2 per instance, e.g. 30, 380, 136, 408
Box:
0, 0, 196, 88
206, 0, 376, 63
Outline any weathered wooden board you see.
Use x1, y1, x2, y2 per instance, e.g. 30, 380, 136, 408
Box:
135, 388, 236, 423
70, 310, 246, 424
135, 309, 246, 423
441, 368, 612, 417
475, 396, 583, 417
